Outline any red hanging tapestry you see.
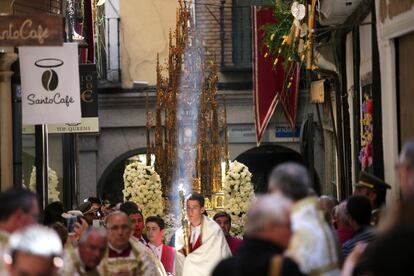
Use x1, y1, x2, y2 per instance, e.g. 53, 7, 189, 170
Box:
252, 6, 300, 145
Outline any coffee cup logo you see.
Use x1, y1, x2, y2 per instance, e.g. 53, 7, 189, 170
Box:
34, 58, 64, 91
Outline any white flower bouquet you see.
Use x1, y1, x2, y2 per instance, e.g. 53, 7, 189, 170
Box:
223, 160, 255, 237
123, 161, 164, 218
28, 166, 60, 203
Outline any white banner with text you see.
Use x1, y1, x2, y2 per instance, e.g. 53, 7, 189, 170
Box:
19, 43, 81, 124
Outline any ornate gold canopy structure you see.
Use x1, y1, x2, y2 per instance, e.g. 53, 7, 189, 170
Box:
146, 0, 229, 199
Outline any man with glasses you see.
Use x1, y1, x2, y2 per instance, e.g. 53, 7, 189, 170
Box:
0, 189, 39, 275
98, 211, 166, 276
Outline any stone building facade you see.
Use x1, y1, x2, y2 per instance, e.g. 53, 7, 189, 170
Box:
375, 0, 414, 200
75, 0, 333, 203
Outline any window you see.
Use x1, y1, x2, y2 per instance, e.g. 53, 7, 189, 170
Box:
232, 0, 266, 68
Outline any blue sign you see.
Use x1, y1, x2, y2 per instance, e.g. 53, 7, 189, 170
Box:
275, 125, 300, 138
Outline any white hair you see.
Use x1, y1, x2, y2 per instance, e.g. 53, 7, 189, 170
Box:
79, 227, 107, 244
104, 210, 130, 227
9, 225, 62, 257
335, 201, 350, 227
268, 163, 312, 201
245, 194, 291, 236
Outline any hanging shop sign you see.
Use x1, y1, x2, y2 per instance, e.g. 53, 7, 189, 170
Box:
19, 43, 81, 125
47, 64, 99, 133
22, 64, 99, 134
0, 15, 63, 46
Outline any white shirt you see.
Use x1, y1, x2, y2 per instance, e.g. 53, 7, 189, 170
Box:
190, 225, 201, 246
148, 243, 163, 260
139, 236, 147, 245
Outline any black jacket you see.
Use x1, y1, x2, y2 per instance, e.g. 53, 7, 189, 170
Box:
354, 225, 414, 276
212, 237, 305, 276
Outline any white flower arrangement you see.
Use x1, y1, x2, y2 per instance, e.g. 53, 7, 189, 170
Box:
223, 160, 255, 237
28, 166, 60, 203
123, 161, 164, 218
163, 213, 180, 244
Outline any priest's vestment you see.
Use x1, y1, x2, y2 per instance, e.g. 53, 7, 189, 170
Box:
174, 216, 231, 276
60, 243, 100, 276
286, 197, 341, 276
98, 238, 166, 276
0, 231, 9, 276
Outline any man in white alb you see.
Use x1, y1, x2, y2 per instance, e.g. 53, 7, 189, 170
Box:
174, 193, 231, 276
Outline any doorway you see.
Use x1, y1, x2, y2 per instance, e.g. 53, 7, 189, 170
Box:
235, 144, 321, 194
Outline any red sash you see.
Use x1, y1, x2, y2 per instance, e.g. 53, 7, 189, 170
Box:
189, 235, 202, 252
146, 243, 176, 274
161, 245, 176, 274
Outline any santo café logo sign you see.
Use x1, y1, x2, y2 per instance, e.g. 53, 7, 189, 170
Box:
27, 58, 75, 107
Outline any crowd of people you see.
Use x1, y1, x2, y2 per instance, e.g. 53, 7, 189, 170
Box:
0, 140, 414, 276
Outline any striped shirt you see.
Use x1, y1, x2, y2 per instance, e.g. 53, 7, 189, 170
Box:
342, 226, 376, 259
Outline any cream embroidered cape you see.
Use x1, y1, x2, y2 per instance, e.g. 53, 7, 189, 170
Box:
174, 216, 231, 276
98, 238, 166, 276
286, 197, 341, 276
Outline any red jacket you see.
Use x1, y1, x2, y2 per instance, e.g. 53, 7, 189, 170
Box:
161, 244, 176, 275
226, 236, 243, 254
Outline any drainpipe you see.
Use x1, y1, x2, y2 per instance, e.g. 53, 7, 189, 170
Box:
192, 0, 196, 27
220, 0, 225, 68
352, 27, 361, 183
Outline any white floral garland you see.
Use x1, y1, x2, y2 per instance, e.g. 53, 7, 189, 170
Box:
223, 160, 255, 237
28, 166, 60, 203
123, 161, 164, 218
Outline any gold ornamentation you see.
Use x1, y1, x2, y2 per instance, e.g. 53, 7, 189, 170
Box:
212, 193, 224, 209
179, 185, 190, 256
146, 0, 228, 199
100, 242, 144, 275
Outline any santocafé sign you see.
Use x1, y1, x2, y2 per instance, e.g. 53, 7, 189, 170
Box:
0, 14, 63, 46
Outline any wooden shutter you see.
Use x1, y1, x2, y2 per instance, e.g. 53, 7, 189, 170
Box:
397, 32, 414, 143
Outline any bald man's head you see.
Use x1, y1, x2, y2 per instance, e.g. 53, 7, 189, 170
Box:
105, 211, 129, 226
105, 211, 131, 251
268, 162, 312, 201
